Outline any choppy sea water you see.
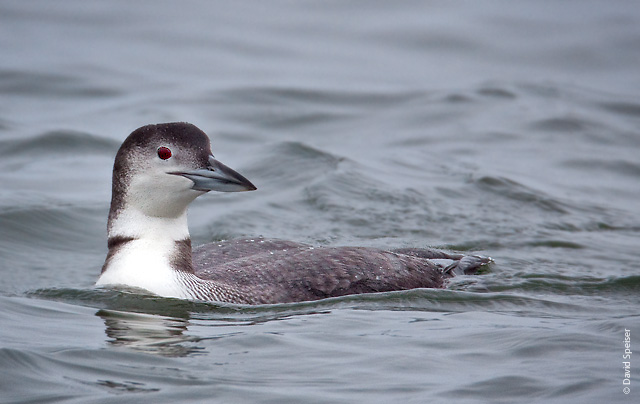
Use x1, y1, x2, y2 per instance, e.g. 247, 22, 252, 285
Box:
1, 1, 639, 403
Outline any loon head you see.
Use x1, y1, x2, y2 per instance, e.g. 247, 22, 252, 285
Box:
98, 122, 256, 296
109, 122, 256, 222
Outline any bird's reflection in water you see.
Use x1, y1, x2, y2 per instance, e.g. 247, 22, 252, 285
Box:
96, 309, 205, 357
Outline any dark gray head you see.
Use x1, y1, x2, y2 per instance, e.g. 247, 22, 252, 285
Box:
109, 122, 256, 220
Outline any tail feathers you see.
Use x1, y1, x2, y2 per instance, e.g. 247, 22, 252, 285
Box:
392, 247, 492, 276
444, 254, 493, 276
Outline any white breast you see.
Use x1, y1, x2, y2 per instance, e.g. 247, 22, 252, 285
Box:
96, 238, 190, 299
97, 205, 194, 299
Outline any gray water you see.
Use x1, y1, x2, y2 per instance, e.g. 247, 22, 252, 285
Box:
1, 1, 639, 403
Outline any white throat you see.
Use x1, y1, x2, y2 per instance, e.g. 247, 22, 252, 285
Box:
108, 205, 191, 241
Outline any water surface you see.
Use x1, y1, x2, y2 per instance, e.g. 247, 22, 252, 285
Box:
1, 1, 639, 403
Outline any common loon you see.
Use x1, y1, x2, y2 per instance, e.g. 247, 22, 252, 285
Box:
96, 122, 491, 304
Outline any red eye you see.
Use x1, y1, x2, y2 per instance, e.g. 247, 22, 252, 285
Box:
157, 147, 172, 160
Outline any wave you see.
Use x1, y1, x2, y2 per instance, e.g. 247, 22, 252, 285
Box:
0, 130, 118, 159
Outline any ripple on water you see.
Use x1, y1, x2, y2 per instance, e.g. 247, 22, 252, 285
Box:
29, 282, 606, 323
0, 69, 122, 98
598, 100, 640, 119
0, 130, 117, 159
472, 175, 570, 214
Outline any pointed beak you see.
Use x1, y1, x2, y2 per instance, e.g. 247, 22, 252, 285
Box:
172, 156, 257, 192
